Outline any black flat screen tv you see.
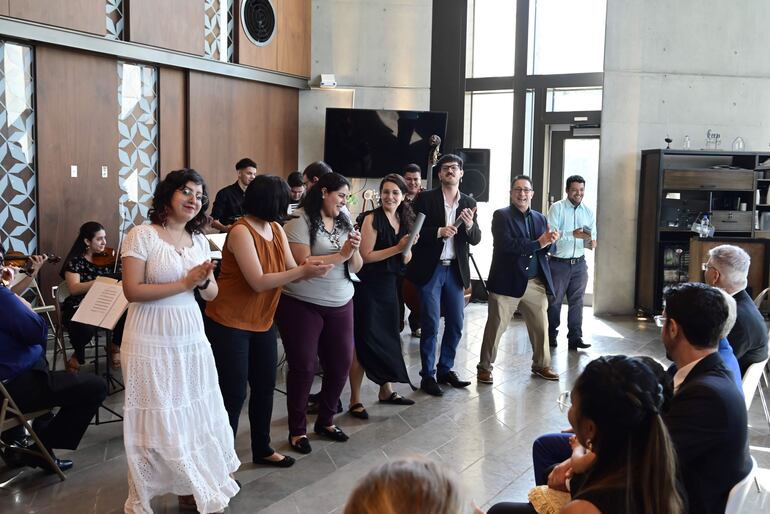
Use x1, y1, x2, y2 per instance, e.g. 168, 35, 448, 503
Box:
323, 107, 448, 179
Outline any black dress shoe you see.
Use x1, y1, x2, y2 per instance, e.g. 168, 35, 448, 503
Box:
5, 440, 72, 473
313, 424, 349, 442
568, 339, 591, 350
288, 435, 312, 454
436, 371, 471, 388
420, 376, 444, 396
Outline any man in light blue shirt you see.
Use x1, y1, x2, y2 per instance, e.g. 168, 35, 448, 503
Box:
546, 175, 596, 350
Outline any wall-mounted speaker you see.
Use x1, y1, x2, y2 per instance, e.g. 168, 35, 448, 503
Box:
241, 0, 277, 47
455, 148, 490, 202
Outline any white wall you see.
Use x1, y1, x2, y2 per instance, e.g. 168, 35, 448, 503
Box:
594, 0, 770, 314
299, 0, 432, 210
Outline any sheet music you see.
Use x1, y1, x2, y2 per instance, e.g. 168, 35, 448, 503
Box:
206, 233, 227, 251
403, 212, 425, 255
71, 276, 128, 330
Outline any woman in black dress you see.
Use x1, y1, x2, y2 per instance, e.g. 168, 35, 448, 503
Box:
60, 221, 124, 372
348, 174, 416, 419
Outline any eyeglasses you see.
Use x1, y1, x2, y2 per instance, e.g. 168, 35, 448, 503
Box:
178, 187, 208, 204
440, 164, 461, 171
557, 391, 571, 412
701, 262, 718, 272
654, 315, 667, 327
512, 188, 534, 194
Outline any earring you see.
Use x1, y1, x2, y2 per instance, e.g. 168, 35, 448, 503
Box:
586, 439, 594, 452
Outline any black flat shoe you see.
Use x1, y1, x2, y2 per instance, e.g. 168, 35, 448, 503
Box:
348, 403, 369, 420
254, 454, 296, 468
313, 424, 349, 442
568, 339, 591, 350
378, 392, 415, 405
288, 436, 312, 454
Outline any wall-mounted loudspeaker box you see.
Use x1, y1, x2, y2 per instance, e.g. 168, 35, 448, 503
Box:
320, 74, 337, 89
241, 0, 277, 47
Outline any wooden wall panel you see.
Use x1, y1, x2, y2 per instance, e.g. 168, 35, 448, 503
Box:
159, 67, 187, 173
36, 46, 121, 290
129, 0, 203, 56
9, 0, 104, 35
188, 71, 298, 199
236, 0, 310, 77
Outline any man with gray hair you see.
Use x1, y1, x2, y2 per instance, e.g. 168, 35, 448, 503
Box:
704, 244, 768, 375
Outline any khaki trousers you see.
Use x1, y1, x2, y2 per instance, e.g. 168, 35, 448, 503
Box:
478, 279, 550, 371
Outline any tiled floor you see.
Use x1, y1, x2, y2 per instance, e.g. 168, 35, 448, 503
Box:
1, 305, 769, 513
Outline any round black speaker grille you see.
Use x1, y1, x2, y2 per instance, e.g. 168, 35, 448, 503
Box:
241, 0, 276, 47
460, 168, 488, 201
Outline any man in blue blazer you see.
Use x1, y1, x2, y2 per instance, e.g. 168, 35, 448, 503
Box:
477, 176, 559, 383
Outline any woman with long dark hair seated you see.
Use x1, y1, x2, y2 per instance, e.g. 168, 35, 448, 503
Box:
60, 221, 124, 372
347, 173, 417, 419
489, 355, 684, 514
275, 172, 362, 454
205, 175, 332, 468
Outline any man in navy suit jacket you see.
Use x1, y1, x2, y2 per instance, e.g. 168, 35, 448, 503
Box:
704, 244, 768, 375
661, 282, 752, 514
476, 176, 559, 383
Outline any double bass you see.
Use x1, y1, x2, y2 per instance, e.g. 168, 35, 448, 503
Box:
401, 136, 472, 319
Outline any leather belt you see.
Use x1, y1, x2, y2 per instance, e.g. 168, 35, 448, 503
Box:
549, 255, 585, 264
440, 259, 454, 266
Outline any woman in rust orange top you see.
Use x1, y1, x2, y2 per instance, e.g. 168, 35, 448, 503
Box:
205, 175, 332, 468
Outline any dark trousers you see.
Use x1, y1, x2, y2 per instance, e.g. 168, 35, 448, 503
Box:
275, 295, 354, 436
396, 276, 420, 332
3, 358, 107, 450
532, 432, 572, 485
207, 318, 278, 460
65, 315, 125, 364
418, 264, 464, 378
547, 259, 588, 343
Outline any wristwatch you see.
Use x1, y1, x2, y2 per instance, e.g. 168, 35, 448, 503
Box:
196, 278, 211, 291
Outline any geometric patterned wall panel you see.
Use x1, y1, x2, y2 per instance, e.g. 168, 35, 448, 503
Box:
0, 43, 37, 254
105, 0, 125, 40
204, 0, 223, 60
117, 62, 158, 230
227, 0, 235, 62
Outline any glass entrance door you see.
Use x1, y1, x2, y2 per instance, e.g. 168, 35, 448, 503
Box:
547, 131, 600, 301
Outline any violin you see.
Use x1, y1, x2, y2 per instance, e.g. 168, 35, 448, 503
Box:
2, 251, 61, 275
91, 247, 118, 268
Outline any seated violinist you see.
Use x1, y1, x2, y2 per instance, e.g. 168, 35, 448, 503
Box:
0, 243, 52, 296
60, 222, 125, 372
0, 264, 107, 473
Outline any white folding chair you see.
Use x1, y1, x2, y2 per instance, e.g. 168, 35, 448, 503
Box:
742, 357, 770, 429
725, 457, 757, 514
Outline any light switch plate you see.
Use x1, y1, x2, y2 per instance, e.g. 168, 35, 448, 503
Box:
101, 165, 108, 178
70, 165, 77, 178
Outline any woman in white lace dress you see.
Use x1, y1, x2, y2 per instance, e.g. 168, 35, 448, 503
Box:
121, 169, 240, 514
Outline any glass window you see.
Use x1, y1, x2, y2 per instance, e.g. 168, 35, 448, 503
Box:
464, 91, 514, 279
546, 87, 602, 112
466, 0, 516, 78
527, 0, 606, 75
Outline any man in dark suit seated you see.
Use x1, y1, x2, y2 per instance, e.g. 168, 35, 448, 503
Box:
406, 154, 482, 396
661, 282, 752, 514
477, 175, 559, 383
703, 244, 768, 375
0, 265, 107, 473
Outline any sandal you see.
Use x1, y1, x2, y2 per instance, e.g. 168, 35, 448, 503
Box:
66, 356, 80, 374
378, 392, 415, 405
109, 344, 121, 370
347, 403, 369, 420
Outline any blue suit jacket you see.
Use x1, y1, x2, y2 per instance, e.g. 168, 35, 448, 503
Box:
486, 206, 554, 298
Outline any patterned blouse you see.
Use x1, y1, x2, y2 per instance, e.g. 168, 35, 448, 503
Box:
62, 255, 121, 317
